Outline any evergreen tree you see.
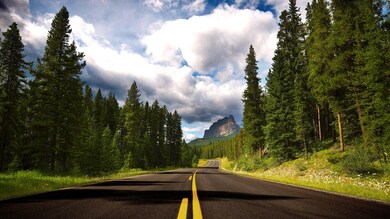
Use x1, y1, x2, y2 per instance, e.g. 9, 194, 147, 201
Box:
290, 0, 313, 158
352, 0, 390, 160
306, 0, 333, 141
110, 130, 121, 171
266, 9, 297, 161
0, 23, 28, 171
266, 0, 308, 161
94, 89, 105, 135
123, 81, 143, 167
29, 7, 85, 172
105, 92, 120, 135
76, 85, 97, 175
242, 45, 265, 157
171, 111, 183, 166
181, 140, 192, 167
101, 126, 112, 173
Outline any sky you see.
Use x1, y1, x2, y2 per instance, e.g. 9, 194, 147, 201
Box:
0, 0, 311, 141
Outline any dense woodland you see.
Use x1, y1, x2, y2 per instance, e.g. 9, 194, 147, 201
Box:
0, 7, 197, 175
202, 0, 390, 168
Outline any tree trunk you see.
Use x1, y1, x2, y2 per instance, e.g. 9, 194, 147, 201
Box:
355, 99, 367, 145
337, 112, 344, 152
303, 132, 308, 160
317, 104, 322, 141
0, 129, 7, 171
259, 147, 263, 159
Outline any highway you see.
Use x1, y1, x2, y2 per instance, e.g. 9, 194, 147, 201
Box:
1, 160, 389, 218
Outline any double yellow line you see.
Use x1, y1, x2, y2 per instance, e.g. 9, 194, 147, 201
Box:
177, 170, 203, 219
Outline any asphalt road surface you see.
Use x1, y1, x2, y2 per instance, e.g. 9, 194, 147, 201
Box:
1, 160, 389, 218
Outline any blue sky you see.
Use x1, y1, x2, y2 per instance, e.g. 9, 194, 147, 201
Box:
0, 0, 310, 141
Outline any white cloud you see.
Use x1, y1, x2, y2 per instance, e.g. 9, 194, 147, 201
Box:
0, 1, 52, 51
2, 0, 284, 140
142, 4, 278, 74
184, 0, 206, 14
266, 0, 310, 20
143, 0, 176, 12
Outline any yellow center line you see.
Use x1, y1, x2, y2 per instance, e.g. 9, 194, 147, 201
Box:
189, 175, 192, 181
177, 198, 188, 219
192, 170, 203, 219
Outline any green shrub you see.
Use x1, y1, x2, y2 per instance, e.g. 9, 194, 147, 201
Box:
341, 144, 382, 175
327, 152, 347, 164
295, 160, 308, 171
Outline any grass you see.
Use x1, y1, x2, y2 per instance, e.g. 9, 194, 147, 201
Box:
218, 147, 390, 203
198, 159, 209, 167
0, 169, 162, 200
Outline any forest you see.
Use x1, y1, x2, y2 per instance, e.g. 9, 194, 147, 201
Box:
0, 7, 198, 175
201, 0, 390, 174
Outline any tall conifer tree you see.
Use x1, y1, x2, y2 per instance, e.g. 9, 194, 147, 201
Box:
0, 23, 27, 170
29, 7, 85, 171
242, 45, 265, 157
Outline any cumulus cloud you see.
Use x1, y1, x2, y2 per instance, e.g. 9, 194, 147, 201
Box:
0, 0, 52, 60
2, 0, 288, 140
266, 0, 310, 20
184, 0, 206, 15
142, 4, 278, 74
143, 0, 177, 12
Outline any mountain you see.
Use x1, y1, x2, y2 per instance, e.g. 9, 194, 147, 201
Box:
203, 115, 240, 138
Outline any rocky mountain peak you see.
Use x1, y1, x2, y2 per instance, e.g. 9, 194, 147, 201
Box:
203, 115, 240, 138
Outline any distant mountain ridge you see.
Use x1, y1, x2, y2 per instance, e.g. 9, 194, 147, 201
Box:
203, 115, 240, 138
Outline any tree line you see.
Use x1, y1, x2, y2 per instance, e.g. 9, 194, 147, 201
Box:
0, 7, 195, 174
202, 0, 390, 163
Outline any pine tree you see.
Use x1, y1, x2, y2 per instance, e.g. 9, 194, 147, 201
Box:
289, 0, 313, 158
110, 130, 121, 171
101, 126, 112, 173
306, 0, 333, 141
266, 9, 297, 161
94, 89, 105, 136
242, 45, 265, 157
105, 92, 120, 135
29, 7, 85, 172
76, 85, 97, 175
0, 23, 28, 171
123, 81, 143, 167
171, 111, 183, 166
352, 0, 390, 160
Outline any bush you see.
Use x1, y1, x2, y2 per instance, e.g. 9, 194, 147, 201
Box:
235, 155, 263, 172
327, 152, 347, 164
295, 160, 308, 171
341, 144, 382, 175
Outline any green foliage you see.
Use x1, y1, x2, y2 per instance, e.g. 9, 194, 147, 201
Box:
235, 155, 262, 172
8, 156, 21, 172
0, 22, 28, 171
121, 152, 134, 171
28, 7, 85, 172
242, 45, 265, 155
192, 155, 199, 167
341, 145, 382, 175
200, 129, 243, 160
265, 0, 309, 162
326, 152, 347, 164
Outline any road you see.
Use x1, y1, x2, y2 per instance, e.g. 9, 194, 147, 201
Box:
1, 160, 389, 218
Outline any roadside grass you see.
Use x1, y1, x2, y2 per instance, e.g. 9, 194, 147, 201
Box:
0, 169, 162, 200
218, 147, 390, 203
198, 159, 209, 167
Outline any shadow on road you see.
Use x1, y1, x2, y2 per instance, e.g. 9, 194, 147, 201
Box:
83, 180, 180, 187
1, 180, 298, 205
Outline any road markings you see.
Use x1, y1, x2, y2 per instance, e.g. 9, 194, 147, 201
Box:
177, 198, 188, 219
177, 171, 203, 219
192, 170, 203, 219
